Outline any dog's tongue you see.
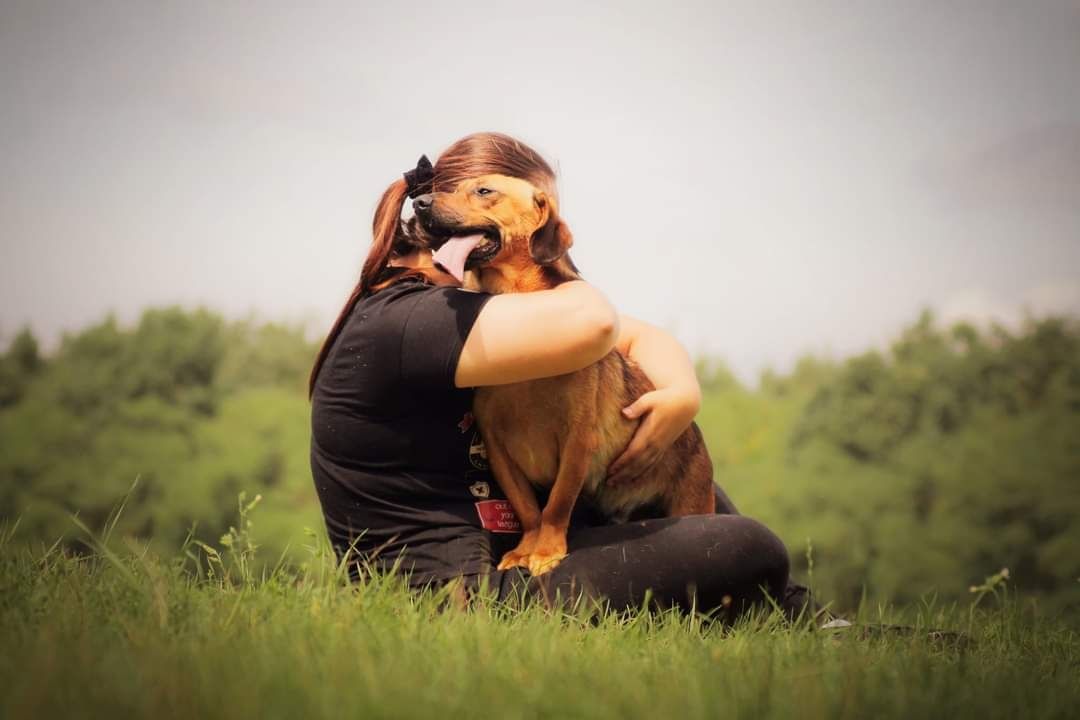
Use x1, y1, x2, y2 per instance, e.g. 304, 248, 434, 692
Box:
432, 234, 485, 284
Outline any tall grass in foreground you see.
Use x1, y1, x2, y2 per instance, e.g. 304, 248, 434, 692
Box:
0, 512, 1077, 720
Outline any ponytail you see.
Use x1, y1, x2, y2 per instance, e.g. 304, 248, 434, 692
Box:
360, 179, 411, 296
308, 179, 413, 397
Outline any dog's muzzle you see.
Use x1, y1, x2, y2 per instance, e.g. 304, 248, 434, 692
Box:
412, 194, 433, 214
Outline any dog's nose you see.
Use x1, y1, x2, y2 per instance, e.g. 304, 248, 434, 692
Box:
412, 194, 433, 213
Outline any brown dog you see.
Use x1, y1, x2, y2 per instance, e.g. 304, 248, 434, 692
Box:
413, 175, 715, 575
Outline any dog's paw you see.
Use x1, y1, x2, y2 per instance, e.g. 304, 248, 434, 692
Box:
526, 549, 568, 576
497, 549, 531, 571
496, 531, 540, 571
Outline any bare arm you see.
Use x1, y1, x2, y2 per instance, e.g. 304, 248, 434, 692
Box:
608, 315, 702, 484
455, 281, 619, 387
615, 315, 702, 410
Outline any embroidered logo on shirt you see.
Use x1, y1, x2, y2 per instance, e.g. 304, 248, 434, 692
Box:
457, 411, 475, 434
469, 481, 490, 499
475, 500, 521, 533
468, 431, 489, 470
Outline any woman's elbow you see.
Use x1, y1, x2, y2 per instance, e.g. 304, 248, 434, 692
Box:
579, 305, 620, 362
551, 281, 618, 366
684, 383, 703, 416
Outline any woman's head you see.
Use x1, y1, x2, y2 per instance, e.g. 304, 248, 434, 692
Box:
310, 132, 557, 395
430, 132, 557, 196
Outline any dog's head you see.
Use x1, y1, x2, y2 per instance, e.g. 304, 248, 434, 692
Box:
411, 174, 575, 290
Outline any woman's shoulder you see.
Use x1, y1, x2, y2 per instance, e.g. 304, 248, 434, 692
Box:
325, 279, 491, 392
346, 281, 490, 342
363, 280, 488, 316
354, 279, 438, 318
367, 278, 485, 303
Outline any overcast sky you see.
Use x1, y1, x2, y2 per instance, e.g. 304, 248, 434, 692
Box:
2, 0, 1078, 381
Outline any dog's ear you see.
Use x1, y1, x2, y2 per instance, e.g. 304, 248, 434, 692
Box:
530, 192, 574, 265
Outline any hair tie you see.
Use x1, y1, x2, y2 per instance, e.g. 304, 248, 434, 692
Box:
403, 155, 434, 199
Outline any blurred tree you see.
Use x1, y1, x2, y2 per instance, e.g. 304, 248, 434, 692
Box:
695, 357, 741, 394
775, 311, 1080, 608
0, 327, 44, 408
0, 307, 320, 560
126, 307, 226, 414
216, 320, 318, 395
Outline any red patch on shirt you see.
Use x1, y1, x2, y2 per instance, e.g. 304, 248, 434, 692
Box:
475, 500, 521, 533
457, 412, 475, 433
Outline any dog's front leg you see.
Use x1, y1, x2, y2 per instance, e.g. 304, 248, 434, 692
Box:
482, 431, 542, 571
527, 430, 596, 576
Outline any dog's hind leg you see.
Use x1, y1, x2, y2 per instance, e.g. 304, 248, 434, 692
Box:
665, 440, 716, 517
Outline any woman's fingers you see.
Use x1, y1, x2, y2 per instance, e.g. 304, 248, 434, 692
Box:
607, 414, 662, 485
607, 397, 655, 482
608, 388, 698, 486
621, 391, 657, 420
607, 394, 659, 483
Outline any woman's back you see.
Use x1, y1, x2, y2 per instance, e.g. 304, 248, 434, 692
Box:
309, 280, 501, 584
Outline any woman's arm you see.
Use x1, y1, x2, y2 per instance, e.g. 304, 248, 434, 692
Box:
607, 315, 702, 485
455, 281, 619, 387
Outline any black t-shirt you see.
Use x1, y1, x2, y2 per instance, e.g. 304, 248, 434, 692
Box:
310, 280, 517, 585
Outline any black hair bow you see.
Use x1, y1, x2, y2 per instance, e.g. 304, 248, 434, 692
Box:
403, 155, 434, 199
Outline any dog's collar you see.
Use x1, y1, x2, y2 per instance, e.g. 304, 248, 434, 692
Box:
403, 155, 434, 199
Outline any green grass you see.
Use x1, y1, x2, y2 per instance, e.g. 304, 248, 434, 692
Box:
1, 515, 1078, 720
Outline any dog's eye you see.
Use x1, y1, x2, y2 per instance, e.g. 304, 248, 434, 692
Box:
475, 187, 494, 197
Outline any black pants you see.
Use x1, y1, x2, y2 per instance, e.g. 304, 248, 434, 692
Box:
470, 486, 809, 620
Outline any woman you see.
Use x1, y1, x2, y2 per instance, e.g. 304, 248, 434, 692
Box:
309, 132, 805, 618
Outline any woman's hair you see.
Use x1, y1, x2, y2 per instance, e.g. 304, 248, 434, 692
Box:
309, 132, 558, 396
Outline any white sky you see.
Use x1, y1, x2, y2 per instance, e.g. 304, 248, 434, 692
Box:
2, 0, 1078, 381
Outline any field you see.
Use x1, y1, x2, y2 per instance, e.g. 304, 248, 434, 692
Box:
2, 515, 1078, 720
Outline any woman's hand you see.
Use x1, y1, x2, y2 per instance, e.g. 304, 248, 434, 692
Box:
606, 314, 702, 485
607, 385, 700, 485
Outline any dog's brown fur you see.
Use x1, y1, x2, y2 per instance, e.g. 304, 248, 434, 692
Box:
416, 175, 715, 575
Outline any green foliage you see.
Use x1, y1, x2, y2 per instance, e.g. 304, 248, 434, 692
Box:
792, 311, 1080, 461
0, 307, 320, 563
215, 319, 317, 395
44, 308, 226, 417
701, 311, 1080, 612
0, 327, 43, 408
